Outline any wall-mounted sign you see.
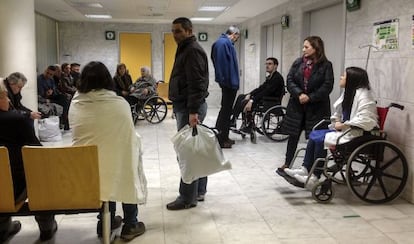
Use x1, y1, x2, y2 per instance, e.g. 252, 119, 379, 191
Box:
105, 31, 116, 40
346, 0, 360, 11
373, 18, 399, 50
198, 32, 208, 42
281, 15, 289, 29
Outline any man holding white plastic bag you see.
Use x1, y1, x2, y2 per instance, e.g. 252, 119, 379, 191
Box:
166, 17, 210, 210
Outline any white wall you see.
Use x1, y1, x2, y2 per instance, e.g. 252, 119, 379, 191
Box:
58, 22, 229, 108
240, 0, 414, 202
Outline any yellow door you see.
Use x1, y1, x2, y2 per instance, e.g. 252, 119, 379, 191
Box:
163, 33, 177, 83
119, 33, 152, 81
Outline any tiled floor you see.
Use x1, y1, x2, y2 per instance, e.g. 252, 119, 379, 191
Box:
9, 108, 414, 244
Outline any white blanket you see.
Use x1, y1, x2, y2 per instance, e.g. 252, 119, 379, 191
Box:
69, 89, 147, 204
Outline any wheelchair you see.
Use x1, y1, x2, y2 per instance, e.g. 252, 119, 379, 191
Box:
231, 97, 289, 143
129, 82, 168, 124
283, 103, 408, 204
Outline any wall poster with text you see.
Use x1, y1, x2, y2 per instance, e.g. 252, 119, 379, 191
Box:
373, 18, 399, 50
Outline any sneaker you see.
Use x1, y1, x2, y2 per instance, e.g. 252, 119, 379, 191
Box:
295, 174, 319, 185
166, 199, 197, 210
97, 215, 123, 238
39, 220, 58, 241
0, 221, 21, 242
284, 166, 308, 178
120, 222, 146, 241
196, 194, 205, 202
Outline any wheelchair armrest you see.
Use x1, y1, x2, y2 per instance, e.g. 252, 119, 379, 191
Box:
312, 118, 331, 131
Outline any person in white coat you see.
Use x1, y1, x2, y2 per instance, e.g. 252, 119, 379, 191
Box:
284, 66, 378, 185
69, 61, 147, 241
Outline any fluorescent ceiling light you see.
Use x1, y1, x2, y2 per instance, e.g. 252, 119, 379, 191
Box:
190, 17, 214, 21
198, 6, 228, 12
85, 14, 112, 19
86, 3, 103, 8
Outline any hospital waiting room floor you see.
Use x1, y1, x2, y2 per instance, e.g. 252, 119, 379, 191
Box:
9, 108, 414, 244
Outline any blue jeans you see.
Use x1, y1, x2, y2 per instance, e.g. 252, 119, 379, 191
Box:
99, 202, 138, 226
302, 130, 330, 177
174, 102, 208, 204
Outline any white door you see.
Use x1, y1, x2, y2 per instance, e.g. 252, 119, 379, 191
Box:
263, 23, 283, 82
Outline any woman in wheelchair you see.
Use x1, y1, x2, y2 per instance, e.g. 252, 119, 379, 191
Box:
125, 66, 157, 106
283, 66, 378, 186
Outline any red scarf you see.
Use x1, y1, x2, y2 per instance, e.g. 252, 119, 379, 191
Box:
303, 57, 314, 92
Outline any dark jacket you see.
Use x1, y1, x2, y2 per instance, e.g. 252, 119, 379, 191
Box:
4, 81, 32, 118
113, 73, 133, 97
281, 57, 334, 137
168, 35, 209, 113
250, 70, 285, 106
0, 111, 41, 198
211, 33, 239, 90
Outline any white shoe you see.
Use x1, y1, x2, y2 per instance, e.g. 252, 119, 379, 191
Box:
284, 166, 308, 178
295, 174, 319, 185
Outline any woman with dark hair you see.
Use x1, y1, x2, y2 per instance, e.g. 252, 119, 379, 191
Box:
284, 67, 378, 185
277, 36, 334, 174
69, 61, 147, 241
113, 63, 132, 97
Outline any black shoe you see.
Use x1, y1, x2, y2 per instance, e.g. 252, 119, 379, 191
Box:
275, 168, 287, 177
166, 199, 197, 210
229, 120, 237, 130
97, 215, 123, 238
0, 221, 21, 242
226, 139, 235, 145
39, 220, 57, 241
219, 140, 232, 149
196, 194, 205, 202
120, 222, 146, 241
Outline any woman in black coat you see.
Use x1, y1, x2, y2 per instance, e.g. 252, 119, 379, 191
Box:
277, 36, 334, 173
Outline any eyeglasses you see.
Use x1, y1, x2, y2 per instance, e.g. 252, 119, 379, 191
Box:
265, 62, 274, 65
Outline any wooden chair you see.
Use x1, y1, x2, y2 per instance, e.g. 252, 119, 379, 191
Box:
20, 145, 111, 244
0, 147, 25, 213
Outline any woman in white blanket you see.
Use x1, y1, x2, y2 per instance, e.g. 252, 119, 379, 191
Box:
284, 66, 378, 185
69, 61, 147, 241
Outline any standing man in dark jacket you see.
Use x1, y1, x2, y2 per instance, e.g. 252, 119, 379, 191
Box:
167, 17, 209, 210
211, 26, 240, 148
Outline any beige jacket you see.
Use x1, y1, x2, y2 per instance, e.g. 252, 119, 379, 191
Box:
69, 89, 147, 204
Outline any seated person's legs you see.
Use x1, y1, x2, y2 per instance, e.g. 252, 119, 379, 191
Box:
0, 217, 21, 242
121, 203, 145, 241
230, 94, 247, 127
35, 214, 57, 241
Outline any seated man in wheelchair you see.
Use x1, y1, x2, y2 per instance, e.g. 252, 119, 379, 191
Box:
125, 66, 157, 106
282, 66, 378, 186
230, 57, 285, 132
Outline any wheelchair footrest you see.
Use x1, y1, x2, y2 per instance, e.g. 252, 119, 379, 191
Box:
276, 169, 305, 188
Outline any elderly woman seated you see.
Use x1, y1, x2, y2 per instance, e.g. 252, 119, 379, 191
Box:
125, 66, 157, 106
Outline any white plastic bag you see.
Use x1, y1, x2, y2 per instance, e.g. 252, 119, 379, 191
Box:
171, 124, 232, 184
38, 116, 62, 142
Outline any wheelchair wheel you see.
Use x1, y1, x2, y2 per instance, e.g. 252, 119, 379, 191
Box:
346, 140, 408, 204
250, 131, 257, 144
312, 180, 335, 203
143, 96, 168, 124
131, 104, 140, 125
261, 105, 289, 142
323, 157, 347, 184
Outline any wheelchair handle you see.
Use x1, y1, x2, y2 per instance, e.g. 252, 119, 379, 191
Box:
389, 103, 404, 110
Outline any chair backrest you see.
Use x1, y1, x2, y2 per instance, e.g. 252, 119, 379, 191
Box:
0, 147, 24, 212
22, 145, 101, 211
157, 82, 172, 104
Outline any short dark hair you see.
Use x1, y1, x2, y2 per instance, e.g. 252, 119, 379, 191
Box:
61, 63, 69, 70
47, 65, 57, 71
77, 61, 114, 93
71, 63, 81, 67
266, 57, 279, 66
172, 17, 193, 31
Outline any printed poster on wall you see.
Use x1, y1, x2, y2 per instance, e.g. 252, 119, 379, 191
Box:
412, 15, 414, 48
373, 18, 399, 50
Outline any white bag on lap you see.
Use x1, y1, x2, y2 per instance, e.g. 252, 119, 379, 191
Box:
38, 116, 62, 142
171, 124, 232, 184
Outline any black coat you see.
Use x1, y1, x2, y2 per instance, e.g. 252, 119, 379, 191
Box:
0, 111, 41, 198
168, 35, 209, 113
250, 70, 285, 106
281, 57, 334, 137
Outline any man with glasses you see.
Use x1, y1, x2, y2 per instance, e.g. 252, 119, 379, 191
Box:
230, 57, 285, 130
